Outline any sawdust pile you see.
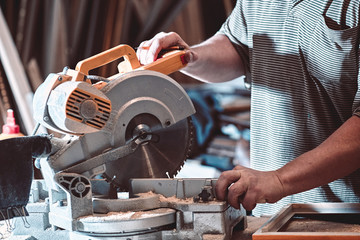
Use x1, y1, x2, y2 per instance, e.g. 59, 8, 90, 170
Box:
159, 194, 194, 204
135, 191, 195, 204
79, 208, 174, 223
280, 218, 360, 232
0, 222, 10, 239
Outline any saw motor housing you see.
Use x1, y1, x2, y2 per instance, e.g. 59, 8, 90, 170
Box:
33, 70, 112, 135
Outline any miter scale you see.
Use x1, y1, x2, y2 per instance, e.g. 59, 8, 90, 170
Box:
11, 45, 246, 239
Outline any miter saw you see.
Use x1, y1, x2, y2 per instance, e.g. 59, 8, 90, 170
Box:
11, 45, 246, 240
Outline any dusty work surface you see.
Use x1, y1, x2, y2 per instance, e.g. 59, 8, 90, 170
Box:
232, 214, 360, 239
0, 217, 268, 239
232, 216, 270, 239
2, 215, 359, 239
0, 221, 10, 239
0, 216, 267, 239
279, 214, 360, 232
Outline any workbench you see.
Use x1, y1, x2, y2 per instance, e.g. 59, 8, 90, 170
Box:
2, 215, 360, 239
232, 216, 271, 240
0, 216, 269, 239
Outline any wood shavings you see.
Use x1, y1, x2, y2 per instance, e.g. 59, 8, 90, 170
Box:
79, 211, 135, 222
136, 191, 158, 198
79, 208, 174, 223
159, 194, 194, 204
0, 221, 11, 239
280, 218, 360, 232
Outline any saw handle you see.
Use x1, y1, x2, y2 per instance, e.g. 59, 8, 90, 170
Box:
75, 44, 187, 77
75, 44, 141, 75
135, 49, 187, 75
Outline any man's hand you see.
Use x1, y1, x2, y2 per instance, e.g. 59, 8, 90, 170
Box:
215, 165, 285, 211
136, 32, 198, 65
137, 32, 244, 83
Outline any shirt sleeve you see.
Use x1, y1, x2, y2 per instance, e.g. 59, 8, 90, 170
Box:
351, 28, 360, 117
352, 69, 360, 117
216, 0, 252, 88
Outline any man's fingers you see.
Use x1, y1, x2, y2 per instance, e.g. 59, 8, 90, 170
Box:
137, 32, 190, 65
215, 170, 241, 201
137, 40, 152, 65
233, 165, 246, 170
239, 190, 261, 211
216, 166, 281, 211
242, 199, 257, 211
184, 50, 198, 64
227, 179, 247, 209
145, 39, 161, 64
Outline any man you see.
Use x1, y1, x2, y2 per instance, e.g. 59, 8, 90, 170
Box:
137, 0, 360, 216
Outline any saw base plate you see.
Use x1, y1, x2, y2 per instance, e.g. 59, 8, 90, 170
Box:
12, 179, 246, 240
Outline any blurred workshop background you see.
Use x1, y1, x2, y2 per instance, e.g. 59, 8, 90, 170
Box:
0, 0, 250, 177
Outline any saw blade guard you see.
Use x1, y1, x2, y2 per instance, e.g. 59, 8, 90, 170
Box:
102, 70, 195, 145
44, 70, 195, 173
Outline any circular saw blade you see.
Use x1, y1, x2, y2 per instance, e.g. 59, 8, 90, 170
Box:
103, 114, 193, 190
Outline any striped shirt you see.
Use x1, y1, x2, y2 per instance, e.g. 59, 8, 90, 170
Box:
218, 0, 360, 216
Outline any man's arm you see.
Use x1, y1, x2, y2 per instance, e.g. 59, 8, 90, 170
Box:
278, 115, 360, 197
136, 32, 245, 83
216, 115, 360, 211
